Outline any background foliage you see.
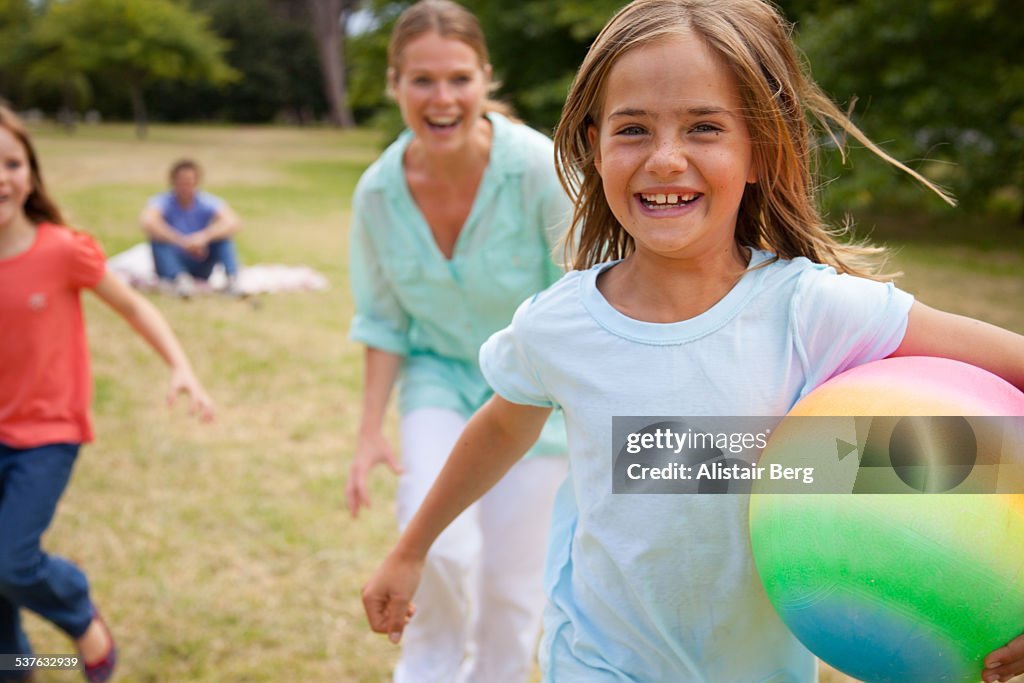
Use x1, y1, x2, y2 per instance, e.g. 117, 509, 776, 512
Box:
3, 0, 1018, 218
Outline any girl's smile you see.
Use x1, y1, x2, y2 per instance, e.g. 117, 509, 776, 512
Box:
636, 187, 702, 217
589, 30, 757, 263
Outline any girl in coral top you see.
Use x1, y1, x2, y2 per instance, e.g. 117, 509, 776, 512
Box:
0, 105, 214, 683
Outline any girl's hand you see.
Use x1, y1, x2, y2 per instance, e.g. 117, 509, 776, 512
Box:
984, 633, 1024, 682
346, 433, 403, 518
167, 367, 215, 422
361, 551, 421, 643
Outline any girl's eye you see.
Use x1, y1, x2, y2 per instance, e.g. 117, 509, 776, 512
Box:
412, 77, 432, 87
616, 125, 647, 136
692, 123, 722, 134
452, 75, 472, 85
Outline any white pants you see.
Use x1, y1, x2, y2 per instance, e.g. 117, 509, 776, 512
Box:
394, 408, 567, 683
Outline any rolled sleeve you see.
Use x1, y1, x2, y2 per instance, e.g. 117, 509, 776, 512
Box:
347, 194, 411, 355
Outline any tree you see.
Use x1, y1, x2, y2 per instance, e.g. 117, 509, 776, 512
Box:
306, 0, 357, 127
32, 0, 238, 138
795, 0, 1024, 219
149, 0, 327, 124
0, 0, 35, 105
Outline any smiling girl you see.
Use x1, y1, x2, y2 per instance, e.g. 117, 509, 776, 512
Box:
0, 105, 213, 683
360, 1, 1024, 681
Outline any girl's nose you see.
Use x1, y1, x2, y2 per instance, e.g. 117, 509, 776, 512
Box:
645, 138, 688, 177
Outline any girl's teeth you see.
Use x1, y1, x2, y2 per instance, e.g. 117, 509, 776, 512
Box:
641, 193, 696, 207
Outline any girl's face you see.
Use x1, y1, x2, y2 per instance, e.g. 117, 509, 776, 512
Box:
589, 31, 757, 262
0, 126, 32, 230
391, 32, 491, 154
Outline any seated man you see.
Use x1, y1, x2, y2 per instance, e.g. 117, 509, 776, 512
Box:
141, 159, 242, 297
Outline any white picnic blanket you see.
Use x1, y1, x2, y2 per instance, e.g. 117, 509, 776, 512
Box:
107, 243, 329, 296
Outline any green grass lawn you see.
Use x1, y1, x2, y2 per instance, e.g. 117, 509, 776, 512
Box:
18, 123, 1024, 683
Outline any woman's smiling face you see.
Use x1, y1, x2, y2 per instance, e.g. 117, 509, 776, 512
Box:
391, 31, 491, 154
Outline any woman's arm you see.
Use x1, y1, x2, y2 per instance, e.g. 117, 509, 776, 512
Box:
90, 271, 214, 420
362, 395, 552, 641
346, 347, 405, 517
891, 302, 1024, 390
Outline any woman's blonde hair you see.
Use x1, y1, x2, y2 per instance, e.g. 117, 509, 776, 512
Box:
387, 0, 515, 120
0, 105, 65, 226
555, 0, 953, 277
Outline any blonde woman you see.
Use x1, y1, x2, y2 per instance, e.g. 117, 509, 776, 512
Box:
345, 2, 569, 681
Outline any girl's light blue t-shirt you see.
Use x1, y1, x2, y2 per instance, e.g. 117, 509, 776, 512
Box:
480, 252, 915, 681
348, 113, 570, 455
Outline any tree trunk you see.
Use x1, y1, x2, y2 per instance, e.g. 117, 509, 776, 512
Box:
307, 0, 355, 128
129, 80, 148, 139
60, 80, 77, 134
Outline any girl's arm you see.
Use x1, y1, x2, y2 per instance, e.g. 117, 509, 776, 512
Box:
90, 271, 215, 421
346, 347, 405, 518
891, 302, 1024, 390
362, 395, 551, 642
895, 302, 1024, 681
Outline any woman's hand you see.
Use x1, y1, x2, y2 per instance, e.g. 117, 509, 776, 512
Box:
362, 550, 421, 643
984, 634, 1024, 682
346, 432, 404, 518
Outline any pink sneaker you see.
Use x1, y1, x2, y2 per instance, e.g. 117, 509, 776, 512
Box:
79, 612, 116, 683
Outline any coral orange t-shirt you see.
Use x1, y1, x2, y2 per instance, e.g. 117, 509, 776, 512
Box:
0, 223, 106, 448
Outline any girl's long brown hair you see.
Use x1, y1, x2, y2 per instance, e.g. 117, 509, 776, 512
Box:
555, 0, 953, 279
0, 105, 65, 226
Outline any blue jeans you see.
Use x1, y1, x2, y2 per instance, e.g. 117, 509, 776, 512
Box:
151, 238, 239, 281
0, 443, 93, 658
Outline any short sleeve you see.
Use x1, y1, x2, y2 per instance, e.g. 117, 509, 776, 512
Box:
200, 192, 226, 213
347, 190, 412, 355
479, 297, 555, 408
68, 231, 106, 289
146, 193, 169, 212
793, 265, 915, 390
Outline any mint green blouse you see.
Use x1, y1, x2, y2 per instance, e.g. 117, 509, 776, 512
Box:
348, 113, 569, 455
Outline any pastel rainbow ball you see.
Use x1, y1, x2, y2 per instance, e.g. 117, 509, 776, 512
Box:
749, 356, 1024, 683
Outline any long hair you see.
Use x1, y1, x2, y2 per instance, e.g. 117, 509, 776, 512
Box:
0, 106, 65, 226
554, 0, 953, 278
387, 0, 516, 119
